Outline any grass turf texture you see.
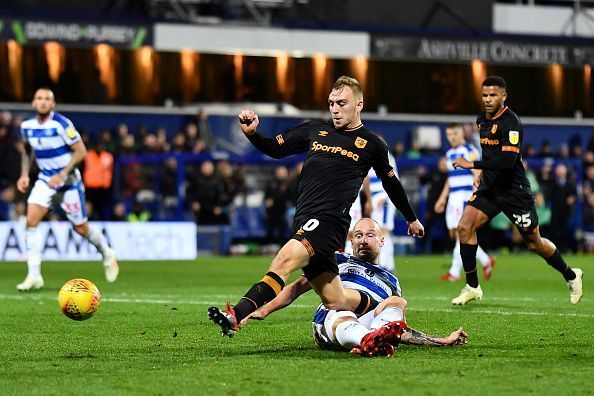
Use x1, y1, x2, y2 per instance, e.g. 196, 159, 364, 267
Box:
0, 255, 592, 395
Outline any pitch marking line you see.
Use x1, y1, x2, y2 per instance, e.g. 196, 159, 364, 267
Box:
0, 294, 591, 318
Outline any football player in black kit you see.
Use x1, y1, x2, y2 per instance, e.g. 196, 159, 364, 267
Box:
209, 76, 424, 340
451, 76, 583, 305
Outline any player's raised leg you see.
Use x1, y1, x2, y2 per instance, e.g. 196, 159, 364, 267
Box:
452, 205, 490, 305
63, 185, 119, 283
522, 229, 583, 304
17, 203, 48, 291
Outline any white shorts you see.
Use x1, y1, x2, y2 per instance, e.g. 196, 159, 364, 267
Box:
312, 308, 376, 350
349, 195, 363, 231
445, 190, 473, 230
371, 193, 395, 231
27, 180, 88, 226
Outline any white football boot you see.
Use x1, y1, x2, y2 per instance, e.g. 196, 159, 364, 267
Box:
16, 275, 44, 291
103, 248, 119, 283
452, 284, 483, 305
567, 268, 583, 305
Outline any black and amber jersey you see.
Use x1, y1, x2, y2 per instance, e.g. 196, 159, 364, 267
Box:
475, 107, 531, 193
247, 119, 416, 225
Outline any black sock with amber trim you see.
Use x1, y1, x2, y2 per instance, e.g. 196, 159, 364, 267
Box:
233, 272, 285, 323
545, 249, 575, 281
460, 243, 479, 288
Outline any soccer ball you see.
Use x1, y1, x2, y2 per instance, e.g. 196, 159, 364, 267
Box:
58, 279, 101, 321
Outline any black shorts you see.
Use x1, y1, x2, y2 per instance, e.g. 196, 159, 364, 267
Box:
467, 184, 539, 235
291, 215, 348, 281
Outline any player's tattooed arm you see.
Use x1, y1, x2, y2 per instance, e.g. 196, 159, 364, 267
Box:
401, 327, 467, 347
240, 276, 312, 326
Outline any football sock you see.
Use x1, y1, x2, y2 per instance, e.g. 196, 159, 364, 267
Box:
335, 320, 370, 348
233, 272, 285, 323
450, 239, 463, 277
370, 307, 404, 330
545, 249, 576, 281
85, 226, 109, 256
25, 227, 42, 277
476, 245, 490, 266
354, 290, 378, 315
379, 233, 395, 273
460, 243, 479, 288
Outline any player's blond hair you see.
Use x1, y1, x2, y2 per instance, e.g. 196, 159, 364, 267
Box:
332, 76, 363, 100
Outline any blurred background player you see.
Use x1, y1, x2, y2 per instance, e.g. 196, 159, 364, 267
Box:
434, 123, 495, 281
241, 218, 467, 357
15, 88, 119, 291
451, 76, 583, 305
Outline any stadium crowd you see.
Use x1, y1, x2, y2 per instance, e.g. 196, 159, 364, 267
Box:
1, 109, 594, 253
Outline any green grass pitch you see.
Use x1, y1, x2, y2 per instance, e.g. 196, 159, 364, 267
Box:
0, 254, 592, 395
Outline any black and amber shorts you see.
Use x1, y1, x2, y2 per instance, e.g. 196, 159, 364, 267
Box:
291, 215, 348, 281
467, 184, 539, 235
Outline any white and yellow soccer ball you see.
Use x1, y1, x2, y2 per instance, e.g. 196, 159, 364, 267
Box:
58, 279, 101, 321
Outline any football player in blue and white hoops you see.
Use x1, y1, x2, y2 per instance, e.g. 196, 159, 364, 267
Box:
434, 123, 495, 282
241, 218, 467, 357
15, 88, 119, 291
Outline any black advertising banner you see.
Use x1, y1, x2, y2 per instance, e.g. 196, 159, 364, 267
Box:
371, 35, 594, 66
0, 18, 152, 48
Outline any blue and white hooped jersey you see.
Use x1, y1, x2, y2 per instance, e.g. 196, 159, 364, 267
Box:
21, 112, 82, 186
445, 144, 479, 195
312, 252, 402, 326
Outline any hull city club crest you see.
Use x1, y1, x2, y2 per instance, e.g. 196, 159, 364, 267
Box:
354, 137, 367, 149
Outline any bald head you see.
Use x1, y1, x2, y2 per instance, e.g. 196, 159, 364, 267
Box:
32, 88, 56, 117
351, 218, 384, 264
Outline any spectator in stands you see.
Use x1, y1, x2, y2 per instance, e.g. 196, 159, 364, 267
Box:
538, 140, 554, 159
583, 192, 594, 232
264, 165, 290, 244
557, 143, 570, 159
184, 121, 200, 151
287, 162, 303, 209
187, 160, 224, 224
191, 139, 208, 154
155, 127, 171, 153
127, 201, 151, 222
550, 164, 577, 252
584, 165, 594, 190
0, 186, 16, 220
160, 157, 179, 216
537, 160, 554, 201
172, 132, 187, 153
524, 144, 536, 158
217, 160, 238, 225
392, 141, 405, 159
99, 129, 117, 154
83, 142, 114, 220
570, 143, 582, 159
587, 130, 594, 154
0, 124, 20, 189
196, 109, 214, 150
142, 133, 161, 153
119, 134, 137, 156
419, 156, 448, 253
111, 202, 128, 221
584, 150, 594, 168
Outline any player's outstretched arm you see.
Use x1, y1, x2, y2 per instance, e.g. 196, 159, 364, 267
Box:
401, 327, 468, 347
434, 180, 449, 214
238, 109, 308, 159
240, 276, 312, 327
